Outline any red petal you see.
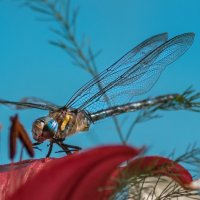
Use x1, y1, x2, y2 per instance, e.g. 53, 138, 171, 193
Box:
128, 156, 193, 187
9, 145, 142, 200
9, 115, 34, 159
0, 158, 53, 199
9, 115, 18, 159
105, 155, 194, 198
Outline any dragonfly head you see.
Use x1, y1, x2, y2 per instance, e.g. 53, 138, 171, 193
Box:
32, 116, 58, 142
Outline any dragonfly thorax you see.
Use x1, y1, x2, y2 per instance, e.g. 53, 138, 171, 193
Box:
32, 109, 91, 142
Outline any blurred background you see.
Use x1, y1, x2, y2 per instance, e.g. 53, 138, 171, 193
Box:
0, 0, 200, 164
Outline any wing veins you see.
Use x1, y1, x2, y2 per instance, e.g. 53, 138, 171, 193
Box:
65, 33, 168, 108
70, 33, 194, 112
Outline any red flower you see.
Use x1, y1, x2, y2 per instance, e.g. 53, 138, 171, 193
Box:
0, 145, 199, 200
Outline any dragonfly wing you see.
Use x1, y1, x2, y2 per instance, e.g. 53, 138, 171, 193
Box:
18, 97, 60, 110
65, 33, 194, 113
0, 97, 60, 111
65, 33, 168, 109
111, 32, 195, 99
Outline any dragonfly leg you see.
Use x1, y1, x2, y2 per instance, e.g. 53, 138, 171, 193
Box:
54, 140, 81, 155
32, 142, 42, 146
54, 141, 72, 155
32, 142, 42, 151
46, 141, 54, 158
51, 138, 81, 155
61, 143, 82, 151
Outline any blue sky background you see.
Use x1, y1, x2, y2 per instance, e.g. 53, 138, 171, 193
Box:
0, 0, 200, 164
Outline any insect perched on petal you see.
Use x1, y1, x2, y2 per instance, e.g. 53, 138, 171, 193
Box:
0, 33, 195, 156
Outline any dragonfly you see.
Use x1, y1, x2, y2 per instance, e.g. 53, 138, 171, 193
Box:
0, 32, 195, 157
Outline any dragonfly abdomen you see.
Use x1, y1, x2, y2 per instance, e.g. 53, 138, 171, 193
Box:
90, 94, 178, 122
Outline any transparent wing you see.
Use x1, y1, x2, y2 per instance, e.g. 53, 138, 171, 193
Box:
0, 97, 60, 111
65, 33, 168, 109
65, 33, 194, 113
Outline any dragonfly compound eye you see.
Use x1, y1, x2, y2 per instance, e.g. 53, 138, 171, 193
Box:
32, 117, 58, 142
